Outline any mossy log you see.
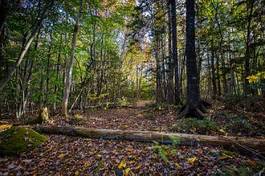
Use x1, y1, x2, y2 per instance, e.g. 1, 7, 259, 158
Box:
33, 126, 265, 153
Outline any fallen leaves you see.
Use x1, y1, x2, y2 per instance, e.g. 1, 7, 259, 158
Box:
187, 156, 197, 165
118, 159, 126, 169
0, 135, 263, 175
1, 106, 264, 175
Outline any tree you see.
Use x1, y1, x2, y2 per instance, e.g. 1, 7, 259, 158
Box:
179, 0, 205, 119
170, 0, 180, 104
62, 0, 83, 117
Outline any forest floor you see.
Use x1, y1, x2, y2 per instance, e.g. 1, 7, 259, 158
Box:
1, 100, 265, 175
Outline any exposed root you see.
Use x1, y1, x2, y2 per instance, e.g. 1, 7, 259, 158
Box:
178, 104, 205, 119
178, 100, 212, 119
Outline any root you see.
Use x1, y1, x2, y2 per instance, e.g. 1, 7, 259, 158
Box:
178, 100, 212, 119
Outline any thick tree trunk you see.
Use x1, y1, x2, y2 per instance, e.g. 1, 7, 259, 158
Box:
32, 126, 265, 153
180, 0, 205, 118
63, 0, 83, 117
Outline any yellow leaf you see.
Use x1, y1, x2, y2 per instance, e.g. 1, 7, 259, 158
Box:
124, 168, 131, 176
246, 75, 258, 83
187, 156, 197, 165
58, 153, 66, 159
0, 124, 12, 132
175, 163, 181, 168
118, 159, 126, 169
74, 171, 80, 176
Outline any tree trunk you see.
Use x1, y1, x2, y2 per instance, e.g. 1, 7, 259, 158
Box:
243, 0, 254, 95
63, 0, 83, 118
32, 126, 265, 153
211, 44, 217, 99
167, 0, 175, 104
170, 0, 180, 104
180, 0, 205, 118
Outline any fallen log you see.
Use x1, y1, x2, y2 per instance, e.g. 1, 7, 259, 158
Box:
32, 126, 265, 153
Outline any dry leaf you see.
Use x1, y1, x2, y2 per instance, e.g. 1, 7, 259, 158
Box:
187, 156, 197, 165
118, 159, 126, 169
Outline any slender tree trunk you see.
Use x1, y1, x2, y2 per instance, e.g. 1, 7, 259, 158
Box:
211, 44, 217, 99
63, 0, 83, 117
170, 0, 180, 104
244, 0, 254, 95
167, 0, 175, 104
45, 33, 52, 105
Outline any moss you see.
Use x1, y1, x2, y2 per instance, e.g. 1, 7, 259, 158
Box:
0, 127, 47, 156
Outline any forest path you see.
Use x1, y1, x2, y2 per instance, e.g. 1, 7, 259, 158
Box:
53, 100, 176, 132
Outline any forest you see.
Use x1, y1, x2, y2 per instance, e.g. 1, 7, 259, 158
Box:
0, 0, 265, 175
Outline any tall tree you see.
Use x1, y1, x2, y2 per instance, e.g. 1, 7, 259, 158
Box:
62, 0, 83, 117
170, 0, 180, 104
179, 0, 205, 118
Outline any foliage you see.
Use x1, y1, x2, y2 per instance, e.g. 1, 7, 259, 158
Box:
152, 137, 180, 163
117, 97, 130, 107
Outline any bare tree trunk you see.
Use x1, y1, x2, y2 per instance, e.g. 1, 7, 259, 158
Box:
63, 0, 83, 117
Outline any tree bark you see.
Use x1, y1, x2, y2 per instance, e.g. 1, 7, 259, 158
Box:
180, 0, 205, 118
63, 0, 83, 117
170, 0, 180, 104
167, 0, 175, 104
243, 0, 254, 95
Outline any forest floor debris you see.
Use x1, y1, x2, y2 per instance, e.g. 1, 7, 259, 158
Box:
0, 135, 264, 175
47, 103, 265, 137
1, 102, 265, 175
